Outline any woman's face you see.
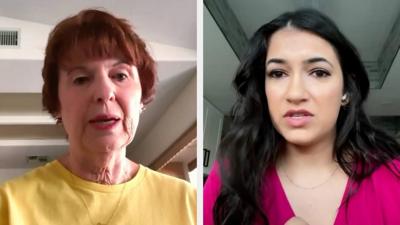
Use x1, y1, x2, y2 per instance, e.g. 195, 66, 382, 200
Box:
58, 57, 142, 153
265, 28, 344, 146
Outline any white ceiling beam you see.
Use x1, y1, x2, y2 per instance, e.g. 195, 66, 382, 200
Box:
0, 115, 56, 125
128, 75, 196, 165
0, 139, 67, 146
204, 0, 248, 59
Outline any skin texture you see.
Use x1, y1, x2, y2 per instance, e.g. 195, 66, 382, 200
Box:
285, 217, 310, 225
57, 57, 142, 184
265, 27, 344, 148
265, 27, 348, 225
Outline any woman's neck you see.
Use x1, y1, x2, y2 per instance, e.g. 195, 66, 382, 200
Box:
59, 147, 138, 185
278, 134, 338, 178
284, 140, 335, 168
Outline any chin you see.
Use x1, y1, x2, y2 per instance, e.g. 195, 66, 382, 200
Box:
85, 137, 128, 152
281, 130, 318, 147
284, 138, 315, 147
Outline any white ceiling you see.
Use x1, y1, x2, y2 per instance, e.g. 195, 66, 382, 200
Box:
203, 6, 238, 113
0, 0, 196, 49
228, 0, 400, 60
204, 1, 400, 117
0, 1, 197, 168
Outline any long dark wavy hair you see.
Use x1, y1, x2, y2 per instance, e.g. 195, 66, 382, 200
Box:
213, 9, 400, 225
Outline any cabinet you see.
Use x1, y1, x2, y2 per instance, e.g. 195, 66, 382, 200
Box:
203, 99, 224, 175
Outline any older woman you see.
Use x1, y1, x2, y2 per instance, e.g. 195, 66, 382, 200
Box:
204, 9, 400, 225
0, 9, 196, 225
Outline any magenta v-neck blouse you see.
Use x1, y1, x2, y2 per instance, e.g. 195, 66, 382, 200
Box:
203, 160, 400, 225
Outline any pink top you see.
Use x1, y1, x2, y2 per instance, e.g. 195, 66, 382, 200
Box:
203, 160, 400, 225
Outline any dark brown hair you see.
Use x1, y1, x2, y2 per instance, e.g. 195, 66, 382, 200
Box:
42, 9, 156, 118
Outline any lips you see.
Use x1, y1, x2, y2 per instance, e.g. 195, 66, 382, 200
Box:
284, 109, 313, 127
89, 114, 120, 130
89, 114, 120, 123
284, 109, 314, 117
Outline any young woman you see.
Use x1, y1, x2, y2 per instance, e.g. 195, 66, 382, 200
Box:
204, 9, 400, 225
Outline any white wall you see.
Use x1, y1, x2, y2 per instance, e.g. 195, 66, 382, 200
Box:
203, 99, 224, 175
203, 7, 239, 114
0, 168, 30, 184
129, 74, 197, 165
0, 16, 50, 60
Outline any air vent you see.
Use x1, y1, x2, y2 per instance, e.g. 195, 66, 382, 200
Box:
27, 155, 49, 164
0, 29, 20, 47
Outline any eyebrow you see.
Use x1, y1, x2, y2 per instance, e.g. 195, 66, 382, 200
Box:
266, 58, 286, 65
62, 60, 129, 76
266, 57, 333, 67
62, 66, 87, 76
112, 60, 129, 67
306, 57, 333, 67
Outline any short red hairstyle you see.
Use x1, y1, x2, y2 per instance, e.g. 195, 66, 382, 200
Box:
42, 9, 156, 118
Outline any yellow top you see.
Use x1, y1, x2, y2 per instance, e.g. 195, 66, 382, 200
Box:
0, 160, 196, 225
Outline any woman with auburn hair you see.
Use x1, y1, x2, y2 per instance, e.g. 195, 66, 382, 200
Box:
0, 9, 196, 225
204, 9, 400, 225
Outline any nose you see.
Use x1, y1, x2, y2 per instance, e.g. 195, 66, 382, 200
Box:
285, 74, 308, 104
93, 72, 115, 103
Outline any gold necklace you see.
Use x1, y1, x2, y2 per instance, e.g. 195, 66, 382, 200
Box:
68, 171, 128, 225
282, 164, 339, 190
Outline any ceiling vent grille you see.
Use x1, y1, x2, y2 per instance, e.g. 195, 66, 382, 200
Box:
0, 29, 20, 47
27, 155, 49, 165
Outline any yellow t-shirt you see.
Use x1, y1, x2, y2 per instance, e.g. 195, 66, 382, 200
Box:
0, 160, 196, 225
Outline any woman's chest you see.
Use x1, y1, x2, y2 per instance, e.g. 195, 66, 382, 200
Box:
278, 169, 348, 225
263, 163, 400, 225
284, 187, 344, 225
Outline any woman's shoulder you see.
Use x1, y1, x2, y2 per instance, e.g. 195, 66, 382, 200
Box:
204, 163, 222, 191
138, 166, 196, 223
1, 160, 61, 201
140, 165, 196, 194
362, 158, 400, 196
359, 158, 400, 195
1, 161, 60, 190
203, 163, 224, 225
137, 165, 196, 215
370, 158, 400, 184
349, 158, 400, 220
